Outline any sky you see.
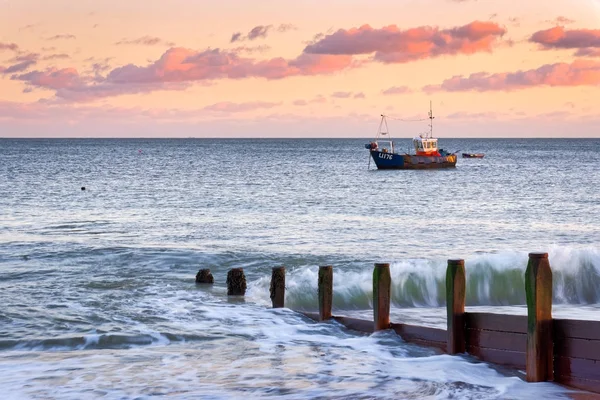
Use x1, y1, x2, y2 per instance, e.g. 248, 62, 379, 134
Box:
1, 0, 599, 138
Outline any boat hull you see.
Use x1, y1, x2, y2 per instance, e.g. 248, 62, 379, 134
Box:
370, 151, 457, 169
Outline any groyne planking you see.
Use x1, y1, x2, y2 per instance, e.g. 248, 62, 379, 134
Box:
200, 252, 600, 395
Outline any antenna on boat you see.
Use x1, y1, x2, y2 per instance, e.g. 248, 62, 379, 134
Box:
428, 101, 434, 138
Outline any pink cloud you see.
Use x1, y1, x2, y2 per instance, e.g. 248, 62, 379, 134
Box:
0, 42, 19, 51
12, 47, 354, 101
292, 95, 327, 106
12, 67, 180, 101
1, 53, 39, 75
575, 48, 600, 57
277, 24, 297, 33
382, 85, 412, 95
330, 91, 365, 99
1, 60, 37, 74
106, 48, 353, 83
231, 45, 271, 54
46, 34, 76, 41
12, 67, 82, 90
331, 91, 352, 98
203, 101, 280, 112
530, 26, 600, 49
247, 25, 270, 40
423, 59, 600, 92
231, 24, 297, 43
303, 21, 506, 63
42, 53, 71, 60
545, 16, 575, 26
115, 36, 175, 47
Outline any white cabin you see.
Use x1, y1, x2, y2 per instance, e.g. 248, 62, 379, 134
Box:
413, 136, 438, 155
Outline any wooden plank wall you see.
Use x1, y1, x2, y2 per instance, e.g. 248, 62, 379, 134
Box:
302, 310, 600, 395
554, 319, 600, 394
391, 323, 446, 352
465, 312, 527, 370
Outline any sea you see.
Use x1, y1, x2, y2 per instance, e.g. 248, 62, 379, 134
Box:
0, 138, 599, 399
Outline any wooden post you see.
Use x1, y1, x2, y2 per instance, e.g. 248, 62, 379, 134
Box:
446, 259, 466, 354
373, 263, 391, 331
318, 265, 333, 321
226, 268, 247, 296
525, 252, 553, 382
195, 268, 214, 284
270, 266, 285, 308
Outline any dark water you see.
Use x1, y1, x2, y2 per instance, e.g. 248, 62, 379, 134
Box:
0, 138, 598, 399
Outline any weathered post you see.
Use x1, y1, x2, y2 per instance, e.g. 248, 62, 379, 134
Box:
195, 268, 214, 284
373, 263, 391, 331
270, 266, 285, 308
446, 259, 466, 354
318, 265, 333, 321
525, 252, 553, 382
226, 268, 247, 296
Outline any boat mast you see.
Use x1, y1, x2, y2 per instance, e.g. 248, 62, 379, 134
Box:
428, 101, 434, 138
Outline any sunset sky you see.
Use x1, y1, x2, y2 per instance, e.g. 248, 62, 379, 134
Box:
1, 0, 599, 137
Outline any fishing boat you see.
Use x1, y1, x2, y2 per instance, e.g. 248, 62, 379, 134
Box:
365, 102, 457, 170
462, 153, 485, 158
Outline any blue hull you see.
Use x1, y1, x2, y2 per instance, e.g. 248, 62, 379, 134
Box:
370, 151, 457, 170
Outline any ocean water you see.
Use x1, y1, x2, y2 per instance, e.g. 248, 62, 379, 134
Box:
0, 138, 599, 399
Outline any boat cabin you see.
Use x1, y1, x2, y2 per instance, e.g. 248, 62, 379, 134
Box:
413, 136, 440, 156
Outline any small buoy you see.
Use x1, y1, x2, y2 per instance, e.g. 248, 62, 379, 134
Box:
81, 187, 86, 191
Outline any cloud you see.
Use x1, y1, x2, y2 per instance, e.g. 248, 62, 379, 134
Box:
230, 32, 243, 42
230, 45, 271, 54
46, 34, 76, 41
203, 101, 280, 112
329, 91, 365, 99
11, 67, 83, 91
115, 36, 175, 47
382, 85, 412, 95
42, 53, 70, 60
247, 25, 271, 41
292, 95, 327, 106
423, 59, 600, 92
0, 42, 19, 51
0, 101, 205, 124
11, 67, 191, 102
546, 16, 575, 25
277, 24, 297, 33
9, 53, 39, 62
303, 21, 507, 63
106, 48, 354, 83
1, 60, 37, 74
575, 48, 600, 57
445, 111, 502, 120
230, 24, 297, 42
331, 91, 353, 98
19, 23, 40, 32
11, 47, 356, 102
530, 26, 600, 50
1, 53, 39, 75
508, 17, 520, 27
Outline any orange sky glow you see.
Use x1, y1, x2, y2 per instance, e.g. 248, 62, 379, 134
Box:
1, 0, 599, 137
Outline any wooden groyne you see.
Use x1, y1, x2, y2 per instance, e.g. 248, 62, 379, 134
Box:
197, 252, 600, 395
